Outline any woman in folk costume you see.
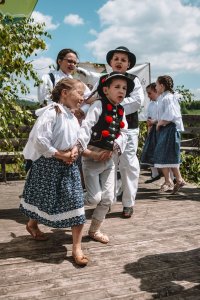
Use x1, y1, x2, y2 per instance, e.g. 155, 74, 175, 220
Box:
75, 72, 134, 243
154, 75, 186, 194
38, 48, 90, 108
20, 78, 89, 266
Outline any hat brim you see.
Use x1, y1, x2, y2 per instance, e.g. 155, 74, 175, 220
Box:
106, 49, 136, 70
97, 73, 135, 98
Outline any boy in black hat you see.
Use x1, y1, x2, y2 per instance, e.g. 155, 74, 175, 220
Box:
106, 46, 144, 218
75, 72, 134, 243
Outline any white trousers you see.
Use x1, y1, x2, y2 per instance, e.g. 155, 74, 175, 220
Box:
82, 156, 116, 221
118, 128, 140, 207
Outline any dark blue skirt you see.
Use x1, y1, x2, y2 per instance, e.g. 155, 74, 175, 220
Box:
153, 123, 181, 167
19, 156, 85, 228
140, 124, 158, 166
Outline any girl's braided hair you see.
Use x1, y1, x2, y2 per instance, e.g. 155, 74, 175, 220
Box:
157, 75, 174, 94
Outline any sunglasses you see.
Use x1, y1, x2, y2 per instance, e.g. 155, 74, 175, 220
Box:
62, 58, 77, 65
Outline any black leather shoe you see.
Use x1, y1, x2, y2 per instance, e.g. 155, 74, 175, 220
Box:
144, 175, 161, 184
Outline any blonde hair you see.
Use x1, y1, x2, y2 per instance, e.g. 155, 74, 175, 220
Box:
51, 78, 83, 102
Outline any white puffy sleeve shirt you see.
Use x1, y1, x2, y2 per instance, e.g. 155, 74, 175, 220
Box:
23, 103, 80, 161
120, 77, 144, 115
78, 100, 128, 154
157, 92, 184, 131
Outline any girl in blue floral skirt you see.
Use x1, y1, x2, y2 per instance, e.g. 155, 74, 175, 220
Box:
19, 78, 88, 266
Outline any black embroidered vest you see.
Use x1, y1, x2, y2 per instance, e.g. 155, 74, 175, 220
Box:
126, 111, 138, 129
124, 73, 138, 129
89, 98, 125, 150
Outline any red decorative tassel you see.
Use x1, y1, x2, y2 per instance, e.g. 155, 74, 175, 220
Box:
116, 133, 121, 138
119, 121, 125, 128
118, 108, 124, 116
107, 104, 113, 111
105, 115, 113, 123
102, 130, 110, 137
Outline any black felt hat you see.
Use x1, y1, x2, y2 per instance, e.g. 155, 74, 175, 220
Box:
106, 46, 136, 70
97, 71, 135, 98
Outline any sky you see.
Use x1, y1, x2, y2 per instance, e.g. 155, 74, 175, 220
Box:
29, 0, 200, 100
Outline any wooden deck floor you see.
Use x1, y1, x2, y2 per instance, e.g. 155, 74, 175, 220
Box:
0, 171, 200, 300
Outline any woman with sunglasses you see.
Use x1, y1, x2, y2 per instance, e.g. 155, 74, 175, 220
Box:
38, 48, 90, 107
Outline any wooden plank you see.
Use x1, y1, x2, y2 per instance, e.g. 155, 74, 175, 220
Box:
181, 138, 199, 147
183, 127, 200, 134
181, 146, 200, 153
0, 173, 199, 299
0, 138, 28, 149
182, 114, 200, 123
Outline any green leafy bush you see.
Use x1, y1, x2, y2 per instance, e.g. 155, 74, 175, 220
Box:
0, 14, 50, 178
180, 152, 200, 185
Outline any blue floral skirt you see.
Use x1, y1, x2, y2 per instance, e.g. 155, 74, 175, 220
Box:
140, 124, 157, 166
153, 123, 181, 167
19, 156, 85, 228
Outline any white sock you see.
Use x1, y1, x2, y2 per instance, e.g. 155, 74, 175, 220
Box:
151, 167, 159, 178
170, 169, 175, 181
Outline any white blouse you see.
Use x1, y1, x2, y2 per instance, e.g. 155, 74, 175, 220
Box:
147, 100, 158, 120
77, 100, 128, 154
157, 91, 184, 131
23, 103, 80, 161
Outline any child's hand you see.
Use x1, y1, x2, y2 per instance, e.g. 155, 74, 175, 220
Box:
92, 150, 112, 161
62, 150, 74, 164
100, 150, 112, 161
147, 118, 154, 126
55, 150, 76, 164
71, 146, 79, 160
156, 122, 162, 131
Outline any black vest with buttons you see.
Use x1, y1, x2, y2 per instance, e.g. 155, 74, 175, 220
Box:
124, 73, 138, 129
89, 98, 125, 150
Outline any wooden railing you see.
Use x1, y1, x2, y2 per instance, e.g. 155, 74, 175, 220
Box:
0, 110, 35, 182
0, 114, 199, 182
181, 114, 200, 152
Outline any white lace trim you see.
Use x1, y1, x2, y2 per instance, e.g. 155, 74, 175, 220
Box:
20, 198, 84, 221
154, 164, 179, 168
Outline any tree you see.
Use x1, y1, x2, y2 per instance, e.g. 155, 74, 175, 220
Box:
0, 14, 50, 174
175, 85, 194, 103
0, 14, 50, 101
